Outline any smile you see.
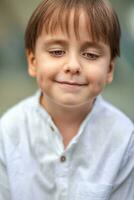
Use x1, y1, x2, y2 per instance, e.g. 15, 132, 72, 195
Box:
55, 80, 88, 86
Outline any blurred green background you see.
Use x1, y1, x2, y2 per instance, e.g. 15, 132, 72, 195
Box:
0, 0, 134, 121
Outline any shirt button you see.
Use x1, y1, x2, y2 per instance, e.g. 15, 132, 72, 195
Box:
60, 155, 66, 162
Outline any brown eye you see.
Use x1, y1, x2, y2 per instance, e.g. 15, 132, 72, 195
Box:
82, 52, 99, 60
49, 50, 65, 57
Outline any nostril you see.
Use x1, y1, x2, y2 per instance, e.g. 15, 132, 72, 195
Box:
64, 65, 81, 74
76, 69, 80, 74
65, 69, 70, 73
65, 68, 80, 74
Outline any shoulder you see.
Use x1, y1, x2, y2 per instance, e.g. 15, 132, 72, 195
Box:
89, 96, 134, 146
0, 92, 38, 132
98, 96, 134, 131
91, 97, 134, 167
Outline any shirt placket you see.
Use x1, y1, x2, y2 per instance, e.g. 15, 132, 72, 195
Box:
55, 152, 69, 200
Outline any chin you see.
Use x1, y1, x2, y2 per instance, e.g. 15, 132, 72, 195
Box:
55, 98, 91, 108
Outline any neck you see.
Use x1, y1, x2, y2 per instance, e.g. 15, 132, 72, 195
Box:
41, 95, 93, 123
40, 94, 94, 148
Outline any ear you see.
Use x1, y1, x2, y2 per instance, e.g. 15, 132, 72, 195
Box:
107, 59, 115, 84
26, 50, 37, 77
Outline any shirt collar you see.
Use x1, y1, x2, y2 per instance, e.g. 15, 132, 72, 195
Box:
33, 90, 103, 149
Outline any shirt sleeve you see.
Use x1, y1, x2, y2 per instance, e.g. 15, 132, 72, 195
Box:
110, 130, 134, 200
0, 120, 10, 200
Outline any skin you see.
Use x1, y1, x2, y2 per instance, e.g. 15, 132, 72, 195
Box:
27, 9, 115, 147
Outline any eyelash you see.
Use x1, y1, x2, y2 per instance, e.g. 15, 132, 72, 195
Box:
48, 50, 100, 60
48, 50, 65, 57
82, 52, 100, 60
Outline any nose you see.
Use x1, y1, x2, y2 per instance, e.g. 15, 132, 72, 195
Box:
63, 53, 81, 75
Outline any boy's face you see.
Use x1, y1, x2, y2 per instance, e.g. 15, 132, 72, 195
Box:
27, 10, 115, 109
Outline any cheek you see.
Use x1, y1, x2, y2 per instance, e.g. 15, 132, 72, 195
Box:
87, 69, 106, 83
87, 69, 108, 93
36, 67, 54, 90
36, 73, 45, 89
38, 73, 44, 84
36, 64, 55, 81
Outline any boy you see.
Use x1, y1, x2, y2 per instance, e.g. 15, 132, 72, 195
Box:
0, 0, 134, 199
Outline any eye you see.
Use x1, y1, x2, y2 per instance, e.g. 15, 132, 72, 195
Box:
82, 52, 99, 60
49, 50, 65, 57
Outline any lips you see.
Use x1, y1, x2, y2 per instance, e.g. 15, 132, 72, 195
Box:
55, 80, 88, 86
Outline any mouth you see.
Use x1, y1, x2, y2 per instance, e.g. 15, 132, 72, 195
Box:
55, 80, 88, 86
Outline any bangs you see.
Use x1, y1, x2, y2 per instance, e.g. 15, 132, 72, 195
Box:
37, 4, 93, 41
36, 1, 112, 44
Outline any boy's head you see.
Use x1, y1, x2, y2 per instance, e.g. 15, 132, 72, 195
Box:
25, 0, 121, 109
25, 0, 121, 60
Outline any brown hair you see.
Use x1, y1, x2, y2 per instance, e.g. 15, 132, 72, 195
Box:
25, 0, 121, 59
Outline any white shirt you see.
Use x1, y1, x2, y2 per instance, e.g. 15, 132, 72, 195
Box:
0, 91, 134, 200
